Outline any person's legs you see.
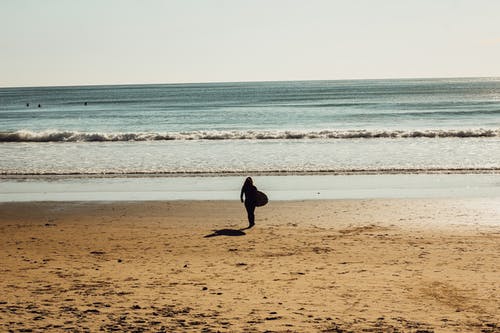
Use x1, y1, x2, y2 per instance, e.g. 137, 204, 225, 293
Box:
245, 203, 255, 227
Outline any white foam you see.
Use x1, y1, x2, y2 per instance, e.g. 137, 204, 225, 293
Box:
1, 128, 499, 142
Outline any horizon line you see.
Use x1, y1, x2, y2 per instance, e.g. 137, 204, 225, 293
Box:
1, 75, 500, 89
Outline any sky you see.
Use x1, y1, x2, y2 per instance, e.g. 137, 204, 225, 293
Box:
1, 0, 500, 87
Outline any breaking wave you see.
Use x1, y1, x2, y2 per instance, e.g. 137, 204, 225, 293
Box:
1, 129, 499, 142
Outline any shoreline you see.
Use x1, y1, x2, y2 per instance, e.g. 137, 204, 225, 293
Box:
2, 173, 500, 202
2, 167, 500, 179
1, 199, 499, 332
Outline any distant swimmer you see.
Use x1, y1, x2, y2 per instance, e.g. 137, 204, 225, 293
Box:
84, 102, 87, 106
26, 103, 29, 107
38, 104, 41, 108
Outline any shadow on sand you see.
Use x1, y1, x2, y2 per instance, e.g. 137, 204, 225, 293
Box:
204, 228, 247, 238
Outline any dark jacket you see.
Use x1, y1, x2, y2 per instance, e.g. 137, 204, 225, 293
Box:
240, 183, 257, 204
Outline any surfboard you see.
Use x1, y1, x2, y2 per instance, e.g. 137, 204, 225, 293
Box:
255, 191, 268, 207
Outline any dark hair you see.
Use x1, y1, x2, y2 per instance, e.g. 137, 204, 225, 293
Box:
244, 177, 253, 186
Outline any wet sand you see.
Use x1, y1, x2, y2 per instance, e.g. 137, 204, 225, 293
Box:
1, 199, 499, 332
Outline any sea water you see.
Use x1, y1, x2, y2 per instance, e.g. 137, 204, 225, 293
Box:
1, 78, 500, 200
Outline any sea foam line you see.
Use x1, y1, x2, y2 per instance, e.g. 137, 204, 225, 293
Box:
0, 129, 499, 142
1, 167, 500, 178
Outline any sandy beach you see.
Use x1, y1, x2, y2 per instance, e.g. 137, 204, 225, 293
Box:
1, 199, 499, 332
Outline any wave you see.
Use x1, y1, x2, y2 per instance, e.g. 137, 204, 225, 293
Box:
1, 129, 499, 142
2, 167, 500, 178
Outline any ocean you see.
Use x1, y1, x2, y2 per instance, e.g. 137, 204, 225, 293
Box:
1, 78, 500, 201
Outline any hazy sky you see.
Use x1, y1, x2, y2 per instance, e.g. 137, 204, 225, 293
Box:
2, 0, 500, 87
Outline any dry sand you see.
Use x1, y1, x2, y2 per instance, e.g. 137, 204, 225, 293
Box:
0, 199, 499, 332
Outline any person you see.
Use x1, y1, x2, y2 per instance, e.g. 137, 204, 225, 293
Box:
240, 177, 257, 228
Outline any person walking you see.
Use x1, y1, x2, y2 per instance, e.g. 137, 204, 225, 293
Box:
240, 177, 257, 228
